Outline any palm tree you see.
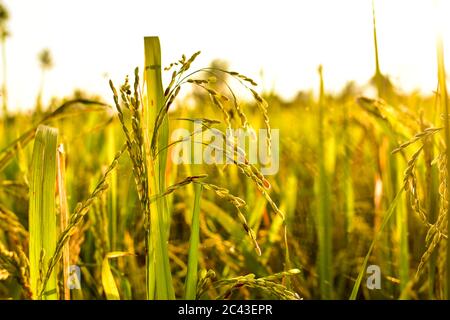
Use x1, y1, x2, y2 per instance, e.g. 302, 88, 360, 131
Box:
0, 3, 9, 116
36, 48, 53, 112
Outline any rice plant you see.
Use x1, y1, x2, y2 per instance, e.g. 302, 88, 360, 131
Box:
1, 1, 450, 301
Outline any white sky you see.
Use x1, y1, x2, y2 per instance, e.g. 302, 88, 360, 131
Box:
2, 0, 450, 109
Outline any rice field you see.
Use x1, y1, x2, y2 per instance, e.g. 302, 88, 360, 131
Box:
1, 1, 450, 300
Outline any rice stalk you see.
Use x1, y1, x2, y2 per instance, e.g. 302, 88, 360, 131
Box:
436, 26, 450, 299
198, 269, 301, 300
392, 127, 442, 154
0, 204, 28, 243
342, 102, 355, 235
422, 118, 440, 298
0, 242, 31, 298
107, 124, 118, 251
56, 144, 70, 300
372, 0, 384, 99
316, 65, 332, 299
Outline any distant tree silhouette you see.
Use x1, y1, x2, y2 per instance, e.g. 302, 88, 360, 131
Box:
36, 48, 53, 112
0, 2, 9, 115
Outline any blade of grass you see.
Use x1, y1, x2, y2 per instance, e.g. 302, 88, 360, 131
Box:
317, 65, 332, 299
372, 0, 385, 99
394, 156, 409, 296
56, 144, 70, 300
143, 36, 174, 300
423, 114, 439, 299
29, 125, 58, 300
107, 124, 118, 251
101, 251, 133, 300
342, 102, 354, 235
184, 183, 202, 299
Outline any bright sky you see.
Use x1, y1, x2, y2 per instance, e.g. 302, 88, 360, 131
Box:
2, 0, 450, 109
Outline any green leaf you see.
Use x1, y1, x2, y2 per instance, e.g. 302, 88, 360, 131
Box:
144, 36, 175, 300
29, 125, 58, 300
101, 251, 133, 300
184, 184, 202, 299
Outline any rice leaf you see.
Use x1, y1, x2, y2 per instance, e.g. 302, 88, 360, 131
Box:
184, 184, 202, 299
29, 125, 58, 300
101, 251, 133, 300
144, 36, 175, 300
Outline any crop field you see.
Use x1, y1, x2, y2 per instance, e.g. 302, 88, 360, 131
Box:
0, 1, 450, 301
